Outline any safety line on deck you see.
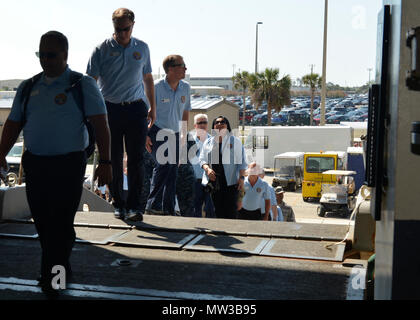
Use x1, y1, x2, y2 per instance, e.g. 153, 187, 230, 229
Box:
0, 277, 241, 300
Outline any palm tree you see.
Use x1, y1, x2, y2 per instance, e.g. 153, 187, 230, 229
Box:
232, 71, 250, 132
249, 68, 291, 126
301, 73, 322, 125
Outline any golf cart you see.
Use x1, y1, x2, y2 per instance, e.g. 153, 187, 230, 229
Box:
317, 170, 357, 217
272, 152, 304, 191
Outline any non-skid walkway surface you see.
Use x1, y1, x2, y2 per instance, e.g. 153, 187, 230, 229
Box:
1, 211, 350, 262
0, 211, 363, 300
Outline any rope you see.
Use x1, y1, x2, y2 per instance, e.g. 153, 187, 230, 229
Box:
325, 185, 371, 250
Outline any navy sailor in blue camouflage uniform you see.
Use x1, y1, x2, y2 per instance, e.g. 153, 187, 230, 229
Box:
176, 131, 197, 217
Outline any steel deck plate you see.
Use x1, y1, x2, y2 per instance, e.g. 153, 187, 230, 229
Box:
183, 234, 270, 254
74, 212, 129, 228
75, 227, 130, 245
260, 238, 346, 262
112, 229, 198, 249
74, 212, 350, 241
0, 223, 37, 239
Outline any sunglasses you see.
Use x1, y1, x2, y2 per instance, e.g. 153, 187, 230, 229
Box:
171, 63, 186, 68
215, 120, 226, 125
35, 51, 59, 59
196, 121, 208, 125
115, 25, 132, 33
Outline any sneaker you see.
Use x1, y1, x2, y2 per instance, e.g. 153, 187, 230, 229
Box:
127, 209, 143, 221
114, 208, 126, 220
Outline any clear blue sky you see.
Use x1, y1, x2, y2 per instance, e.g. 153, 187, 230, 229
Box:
1, 0, 382, 86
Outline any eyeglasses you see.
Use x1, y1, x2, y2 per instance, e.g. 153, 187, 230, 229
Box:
115, 25, 132, 33
171, 63, 186, 68
215, 120, 226, 125
35, 51, 59, 59
196, 121, 208, 125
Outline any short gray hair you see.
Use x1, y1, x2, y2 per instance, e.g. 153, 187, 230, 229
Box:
194, 114, 208, 124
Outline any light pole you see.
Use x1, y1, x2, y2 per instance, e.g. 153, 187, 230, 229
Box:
320, 0, 328, 126
255, 22, 263, 73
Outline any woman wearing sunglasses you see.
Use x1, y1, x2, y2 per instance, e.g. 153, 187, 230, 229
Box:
199, 116, 248, 219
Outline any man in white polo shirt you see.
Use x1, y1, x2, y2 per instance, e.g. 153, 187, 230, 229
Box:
238, 162, 271, 220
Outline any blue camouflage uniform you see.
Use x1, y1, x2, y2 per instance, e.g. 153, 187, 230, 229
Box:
176, 132, 196, 217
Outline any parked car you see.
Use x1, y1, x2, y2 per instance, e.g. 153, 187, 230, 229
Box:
288, 113, 310, 126
252, 112, 268, 125
271, 115, 283, 124
239, 110, 257, 124
326, 115, 347, 124
6, 142, 24, 180
350, 113, 368, 122
345, 109, 365, 119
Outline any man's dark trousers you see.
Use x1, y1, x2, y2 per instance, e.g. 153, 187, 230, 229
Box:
106, 100, 148, 211
194, 179, 215, 218
146, 124, 179, 215
22, 150, 86, 283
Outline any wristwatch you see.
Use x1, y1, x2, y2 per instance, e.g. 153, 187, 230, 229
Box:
98, 159, 112, 165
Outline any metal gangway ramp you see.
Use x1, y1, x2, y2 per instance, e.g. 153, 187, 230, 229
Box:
0, 209, 367, 300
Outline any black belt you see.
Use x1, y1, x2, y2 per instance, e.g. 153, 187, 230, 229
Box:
108, 99, 143, 106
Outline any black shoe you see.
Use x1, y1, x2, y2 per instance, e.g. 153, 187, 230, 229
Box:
37, 275, 60, 299
41, 282, 60, 300
127, 209, 144, 221
37, 269, 73, 287
114, 208, 126, 220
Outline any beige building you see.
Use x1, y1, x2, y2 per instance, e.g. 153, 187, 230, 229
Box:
190, 86, 224, 96
188, 98, 240, 132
